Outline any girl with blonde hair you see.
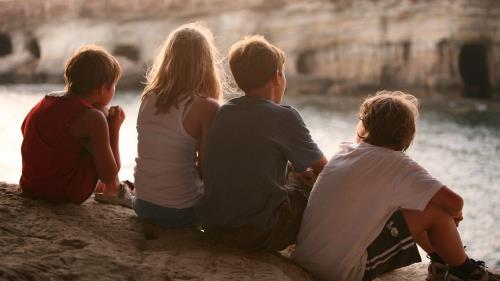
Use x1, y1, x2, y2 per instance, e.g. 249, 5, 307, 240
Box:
133, 22, 223, 228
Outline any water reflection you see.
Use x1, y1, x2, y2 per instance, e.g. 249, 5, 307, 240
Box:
1, 84, 499, 267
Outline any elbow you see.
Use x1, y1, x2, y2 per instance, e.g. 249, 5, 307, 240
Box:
454, 195, 464, 211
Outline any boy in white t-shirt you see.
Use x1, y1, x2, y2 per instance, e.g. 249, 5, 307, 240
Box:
293, 91, 499, 281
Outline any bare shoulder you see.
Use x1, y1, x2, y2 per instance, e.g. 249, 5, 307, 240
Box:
71, 108, 108, 138
192, 96, 220, 111
80, 108, 107, 124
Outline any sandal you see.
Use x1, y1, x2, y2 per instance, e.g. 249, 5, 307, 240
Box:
94, 181, 134, 209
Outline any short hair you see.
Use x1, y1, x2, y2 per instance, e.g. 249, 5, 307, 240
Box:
358, 90, 419, 151
228, 35, 285, 92
64, 45, 121, 96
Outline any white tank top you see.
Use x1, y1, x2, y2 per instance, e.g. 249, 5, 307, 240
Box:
134, 94, 203, 208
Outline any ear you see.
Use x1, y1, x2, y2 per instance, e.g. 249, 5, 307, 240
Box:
100, 84, 112, 95
271, 71, 281, 86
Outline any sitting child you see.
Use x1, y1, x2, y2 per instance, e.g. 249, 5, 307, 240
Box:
293, 91, 499, 281
20, 45, 131, 206
133, 23, 222, 228
195, 35, 327, 251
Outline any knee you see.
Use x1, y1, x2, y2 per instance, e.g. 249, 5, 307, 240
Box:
423, 204, 455, 227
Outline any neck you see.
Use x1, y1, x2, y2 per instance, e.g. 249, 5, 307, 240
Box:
245, 86, 277, 103
66, 90, 100, 106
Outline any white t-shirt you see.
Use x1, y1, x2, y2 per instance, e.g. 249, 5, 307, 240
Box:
293, 142, 443, 281
134, 95, 203, 209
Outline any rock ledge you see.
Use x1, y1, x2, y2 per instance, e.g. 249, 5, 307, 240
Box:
0, 182, 427, 280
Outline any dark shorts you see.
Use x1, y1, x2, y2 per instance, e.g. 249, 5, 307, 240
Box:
133, 198, 196, 228
362, 210, 422, 281
202, 183, 308, 251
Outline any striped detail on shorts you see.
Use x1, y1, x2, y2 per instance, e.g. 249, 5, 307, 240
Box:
365, 236, 416, 271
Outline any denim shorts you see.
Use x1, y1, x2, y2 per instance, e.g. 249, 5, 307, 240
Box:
133, 197, 196, 228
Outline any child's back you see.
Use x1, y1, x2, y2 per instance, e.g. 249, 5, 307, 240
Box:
294, 141, 442, 280
21, 93, 97, 203
132, 23, 222, 228
294, 91, 500, 281
134, 95, 203, 208
20, 45, 127, 206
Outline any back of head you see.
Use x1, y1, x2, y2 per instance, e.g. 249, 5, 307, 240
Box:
64, 45, 121, 96
358, 90, 419, 151
228, 35, 285, 93
143, 22, 223, 114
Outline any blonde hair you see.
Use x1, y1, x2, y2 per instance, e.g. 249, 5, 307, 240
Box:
65, 45, 121, 96
142, 22, 223, 114
358, 90, 419, 151
228, 35, 285, 92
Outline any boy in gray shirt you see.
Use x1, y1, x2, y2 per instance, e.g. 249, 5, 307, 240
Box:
195, 35, 326, 251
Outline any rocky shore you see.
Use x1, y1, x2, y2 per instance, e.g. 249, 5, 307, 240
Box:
0, 182, 427, 280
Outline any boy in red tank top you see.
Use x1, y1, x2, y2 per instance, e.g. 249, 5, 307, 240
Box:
20, 45, 132, 206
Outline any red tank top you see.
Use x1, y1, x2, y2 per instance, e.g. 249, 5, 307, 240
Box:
20, 94, 98, 204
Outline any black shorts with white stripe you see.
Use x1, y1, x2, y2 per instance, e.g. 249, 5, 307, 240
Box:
362, 210, 422, 281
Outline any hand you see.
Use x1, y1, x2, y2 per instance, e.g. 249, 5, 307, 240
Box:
107, 106, 125, 130
296, 169, 318, 188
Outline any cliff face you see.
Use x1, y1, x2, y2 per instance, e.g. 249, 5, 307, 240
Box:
1, 0, 499, 97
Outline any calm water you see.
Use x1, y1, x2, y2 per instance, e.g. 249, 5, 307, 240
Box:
1, 84, 499, 267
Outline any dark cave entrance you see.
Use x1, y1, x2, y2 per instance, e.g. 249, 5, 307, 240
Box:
26, 36, 41, 59
0, 33, 13, 57
113, 44, 140, 62
458, 43, 491, 98
296, 50, 316, 74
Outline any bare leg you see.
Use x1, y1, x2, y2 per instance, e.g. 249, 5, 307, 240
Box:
95, 178, 120, 196
402, 204, 467, 266
95, 181, 105, 193
414, 231, 435, 254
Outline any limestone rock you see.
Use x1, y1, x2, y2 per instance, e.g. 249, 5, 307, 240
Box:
0, 183, 313, 281
0, 182, 430, 280
1, 0, 499, 97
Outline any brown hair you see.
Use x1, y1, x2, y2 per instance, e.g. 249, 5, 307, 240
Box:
228, 35, 285, 92
357, 90, 419, 151
64, 45, 121, 96
142, 22, 224, 114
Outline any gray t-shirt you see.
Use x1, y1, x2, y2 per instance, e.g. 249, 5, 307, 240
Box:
195, 96, 323, 229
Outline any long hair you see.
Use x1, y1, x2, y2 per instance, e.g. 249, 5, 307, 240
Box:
142, 22, 223, 114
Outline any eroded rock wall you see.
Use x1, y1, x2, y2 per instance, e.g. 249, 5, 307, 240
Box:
1, 0, 499, 96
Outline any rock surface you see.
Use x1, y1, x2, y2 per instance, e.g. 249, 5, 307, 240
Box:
0, 182, 429, 280
1, 0, 499, 96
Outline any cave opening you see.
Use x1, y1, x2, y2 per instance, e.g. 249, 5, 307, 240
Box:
296, 50, 316, 75
458, 43, 491, 98
113, 44, 140, 62
26, 36, 41, 59
0, 33, 13, 57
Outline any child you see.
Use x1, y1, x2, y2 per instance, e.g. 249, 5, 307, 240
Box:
293, 91, 499, 281
133, 23, 222, 228
194, 35, 327, 251
20, 45, 131, 206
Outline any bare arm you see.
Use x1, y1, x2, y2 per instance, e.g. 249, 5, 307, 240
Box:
296, 156, 328, 188
71, 108, 124, 184
430, 186, 464, 218
183, 97, 220, 178
107, 106, 124, 171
